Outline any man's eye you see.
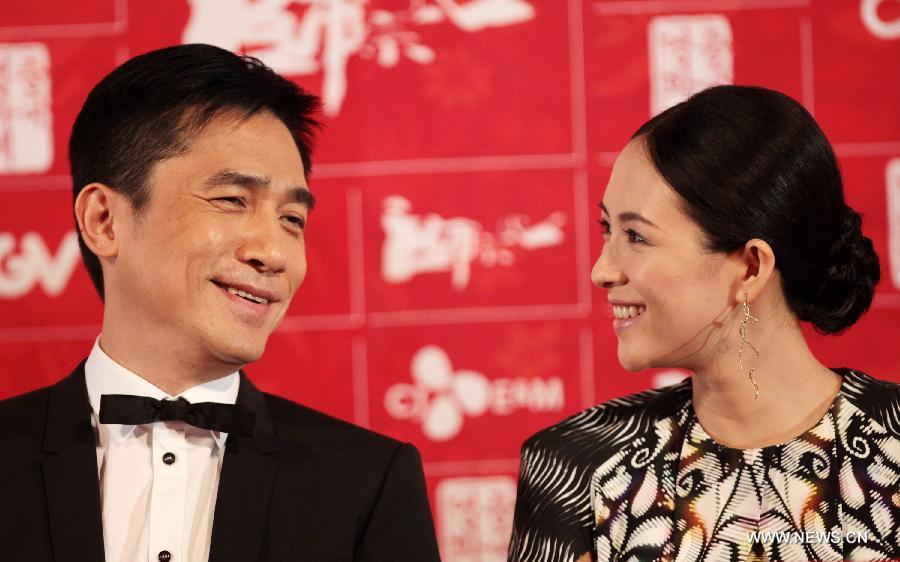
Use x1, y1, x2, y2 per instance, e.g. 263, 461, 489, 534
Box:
283, 215, 306, 230
215, 197, 245, 207
624, 228, 647, 244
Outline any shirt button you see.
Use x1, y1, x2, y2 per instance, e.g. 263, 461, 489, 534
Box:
158, 551, 172, 562
162, 452, 176, 465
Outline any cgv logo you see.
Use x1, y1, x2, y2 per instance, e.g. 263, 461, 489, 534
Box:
861, 0, 900, 39
0, 231, 80, 298
384, 345, 564, 441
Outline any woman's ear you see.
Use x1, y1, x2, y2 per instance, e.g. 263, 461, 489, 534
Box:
734, 238, 776, 304
74, 183, 121, 259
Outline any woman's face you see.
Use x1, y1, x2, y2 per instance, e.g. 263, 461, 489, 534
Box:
592, 140, 744, 372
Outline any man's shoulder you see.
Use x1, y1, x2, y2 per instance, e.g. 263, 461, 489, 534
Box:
261, 392, 411, 461
0, 383, 54, 412
0, 384, 55, 448
521, 379, 690, 463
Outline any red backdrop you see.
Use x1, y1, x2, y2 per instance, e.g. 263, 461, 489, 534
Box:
1, 1, 899, 559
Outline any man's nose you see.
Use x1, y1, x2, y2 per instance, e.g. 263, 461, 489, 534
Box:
237, 213, 289, 274
591, 244, 626, 288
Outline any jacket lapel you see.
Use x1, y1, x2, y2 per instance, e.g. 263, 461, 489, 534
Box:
41, 362, 106, 562
208, 373, 279, 562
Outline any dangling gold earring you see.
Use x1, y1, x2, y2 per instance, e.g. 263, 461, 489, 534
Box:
738, 292, 761, 399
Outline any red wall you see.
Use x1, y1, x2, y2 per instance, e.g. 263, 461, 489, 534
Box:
1, 1, 899, 559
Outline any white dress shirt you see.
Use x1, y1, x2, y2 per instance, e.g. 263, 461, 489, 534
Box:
84, 338, 240, 562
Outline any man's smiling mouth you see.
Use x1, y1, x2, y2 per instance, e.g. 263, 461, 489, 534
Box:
211, 280, 273, 305
225, 286, 268, 304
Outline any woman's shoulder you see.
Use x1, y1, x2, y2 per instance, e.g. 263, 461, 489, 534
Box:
838, 368, 900, 438
520, 378, 691, 461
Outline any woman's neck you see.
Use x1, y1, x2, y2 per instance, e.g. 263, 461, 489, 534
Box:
689, 317, 842, 449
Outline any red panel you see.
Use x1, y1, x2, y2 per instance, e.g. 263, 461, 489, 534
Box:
585, 7, 806, 155
811, 0, 900, 143
0, 188, 102, 328
0, 1, 117, 27
0, 38, 123, 178
366, 321, 584, 462
283, 180, 354, 317
246, 330, 356, 423
360, 169, 580, 312
0, 340, 94, 398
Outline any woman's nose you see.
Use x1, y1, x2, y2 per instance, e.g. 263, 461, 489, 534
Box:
591, 246, 626, 288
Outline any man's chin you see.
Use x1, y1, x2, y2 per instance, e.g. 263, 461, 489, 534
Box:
211, 340, 267, 370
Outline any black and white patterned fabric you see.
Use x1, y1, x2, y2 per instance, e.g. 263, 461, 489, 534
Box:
507, 369, 900, 562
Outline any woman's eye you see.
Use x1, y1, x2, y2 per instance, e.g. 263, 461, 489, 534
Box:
597, 219, 611, 237
624, 229, 646, 244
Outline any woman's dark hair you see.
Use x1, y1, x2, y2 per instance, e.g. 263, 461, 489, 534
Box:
70, 43, 320, 299
632, 85, 880, 334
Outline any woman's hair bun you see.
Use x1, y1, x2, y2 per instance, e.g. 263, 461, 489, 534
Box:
799, 206, 881, 334
634, 86, 883, 334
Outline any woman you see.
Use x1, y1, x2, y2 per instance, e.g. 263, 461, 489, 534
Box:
507, 86, 899, 562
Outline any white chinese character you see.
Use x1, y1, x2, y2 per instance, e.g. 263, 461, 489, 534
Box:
436, 476, 517, 562
380, 195, 566, 290
183, 0, 535, 115
0, 43, 53, 174
648, 15, 733, 116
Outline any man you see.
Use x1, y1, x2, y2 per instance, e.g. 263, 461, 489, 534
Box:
0, 44, 441, 562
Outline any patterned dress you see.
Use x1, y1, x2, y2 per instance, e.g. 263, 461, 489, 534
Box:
507, 370, 900, 562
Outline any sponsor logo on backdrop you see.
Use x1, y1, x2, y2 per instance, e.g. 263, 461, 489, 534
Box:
436, 476, 516, 562
0, 231, 80, 299
861, 0, 900, 39
183, 0, 535, 115
888, 158, 900, 290
384, 345, 564, 441
381, 196, 566, 290
648, 14, 733, 116
0, 43, 53, 174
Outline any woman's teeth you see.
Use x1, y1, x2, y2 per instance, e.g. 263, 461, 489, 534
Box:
613, 305, 645, 319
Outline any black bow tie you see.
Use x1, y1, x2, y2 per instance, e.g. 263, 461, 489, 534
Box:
98, 394, 256, 437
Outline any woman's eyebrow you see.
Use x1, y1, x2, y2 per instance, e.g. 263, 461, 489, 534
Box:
599, 202, 659, 229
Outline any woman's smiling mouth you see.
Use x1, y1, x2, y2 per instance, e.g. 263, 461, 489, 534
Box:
612, 304, 646, 319
611, 303, 646, 333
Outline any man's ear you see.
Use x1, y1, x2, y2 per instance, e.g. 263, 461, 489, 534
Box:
74, 183, 123, 259
734, 238, 777, 305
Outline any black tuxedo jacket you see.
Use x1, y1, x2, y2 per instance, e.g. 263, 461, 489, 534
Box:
0, 362, 441, 561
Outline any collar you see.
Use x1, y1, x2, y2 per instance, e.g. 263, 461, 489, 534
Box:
84, 336, 240, 448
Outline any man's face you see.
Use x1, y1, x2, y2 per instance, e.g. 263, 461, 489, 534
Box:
109, 110, 311, 370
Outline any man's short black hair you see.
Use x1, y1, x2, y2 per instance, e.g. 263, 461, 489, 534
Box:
70, 43, 320, 299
